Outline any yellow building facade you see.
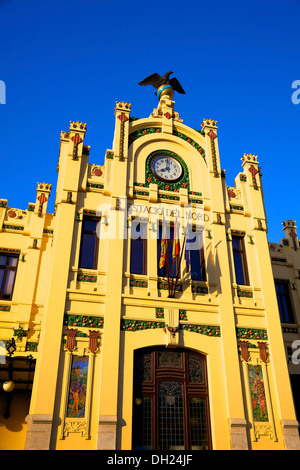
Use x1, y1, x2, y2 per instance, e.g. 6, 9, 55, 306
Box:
0, 90, 299, 450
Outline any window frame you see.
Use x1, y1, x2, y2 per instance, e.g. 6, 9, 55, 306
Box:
78, 217, 100, 270
157, 224, 178, 278
130, 222, 148, 275
275, 279, 295, 323
232, 235, 249, 286
0, 252, 19, 300
187, 231, 206, 282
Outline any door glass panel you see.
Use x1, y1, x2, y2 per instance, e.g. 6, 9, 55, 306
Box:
190, 397, 209, 450
158, 350, 182, 369
135, 351, 153, 383
188, 354, 204, 384
142, 396, 152, 450
158, 381, 184, 450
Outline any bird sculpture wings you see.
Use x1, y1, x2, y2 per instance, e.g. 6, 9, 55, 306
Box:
138, 72, 185, 95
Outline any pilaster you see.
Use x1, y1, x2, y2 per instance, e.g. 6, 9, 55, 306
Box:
15, 183, 52, 327
213, 221, 249, 449
25, 121, 87, 449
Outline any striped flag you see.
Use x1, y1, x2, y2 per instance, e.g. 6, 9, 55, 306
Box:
159, 222, 168, 269
185, 245, 190, 272
172, 217, 180, 259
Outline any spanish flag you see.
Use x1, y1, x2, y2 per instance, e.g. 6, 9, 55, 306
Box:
172, 217, 180, 259
159, 223, 168, 269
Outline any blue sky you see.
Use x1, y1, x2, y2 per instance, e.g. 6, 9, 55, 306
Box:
0, 0, 299, 243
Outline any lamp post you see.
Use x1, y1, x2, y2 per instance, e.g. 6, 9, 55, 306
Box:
3, 337, 16, 418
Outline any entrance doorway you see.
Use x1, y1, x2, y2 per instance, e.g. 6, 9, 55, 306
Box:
132, 347, 212, 450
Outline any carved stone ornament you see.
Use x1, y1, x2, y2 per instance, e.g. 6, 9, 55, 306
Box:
254, 423, 277, 441
63, 420, 87, 437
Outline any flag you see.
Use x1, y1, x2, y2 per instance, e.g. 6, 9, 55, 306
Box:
172, 217, 180, 259
159, 222, 168, 269
185, 244, 190, 272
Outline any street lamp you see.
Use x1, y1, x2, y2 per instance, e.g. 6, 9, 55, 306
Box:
3, 337, 16, 418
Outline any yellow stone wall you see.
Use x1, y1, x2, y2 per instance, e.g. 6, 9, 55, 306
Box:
0, 95, 299, 450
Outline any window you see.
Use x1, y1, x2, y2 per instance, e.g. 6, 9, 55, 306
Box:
186, 231, 206, 282
275, 280, 294, 323
0, 253, 19, 300
232, 236, 249, 285
157, 225, 178, 278
130, 223, 147, 275
79, 217, 99, 269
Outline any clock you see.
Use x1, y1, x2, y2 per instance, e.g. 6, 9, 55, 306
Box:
150, 154, 183, 182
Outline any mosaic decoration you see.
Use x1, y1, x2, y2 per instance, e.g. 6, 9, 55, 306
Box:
248, 365, 268, 422
237, 289, 253, 298
207, 129, 218, 177
159, 193, 180, 201
248, 165, 259, 190
240, 174, 247, 182
0, 305, 11, 312
129, 127, 161, 146
0, 200, 7, 208
179, 309, 187, 320
133, 187, 149, 197
64, 314, 104, 329
158, 280, 182, 292
37, 192, 48, 217
83, 209, 97, 216
236, 328, 268, 340
77, 274, 97, 283
26, 342, 38, 352
130, 279, 148, 288
164, 325, 179, 337
117, 112, 129, 159
192, 285, 208, 294
156, 308, 164, 319
66, 355, 89, 418
173, 130, 206, 163
181, 324, 221, 337
2, 224, 24, 231
71, 133, 83, 160
13, 325, 29, 341
121, 319, 165, 332
121, 320, 221, 337
230, 229, 246, 236
106, 150, 114, 159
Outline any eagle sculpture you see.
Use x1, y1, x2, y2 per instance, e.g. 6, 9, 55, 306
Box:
138, 71, 185, 96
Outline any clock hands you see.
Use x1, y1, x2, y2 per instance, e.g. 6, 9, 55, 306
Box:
158, 158, 170, 173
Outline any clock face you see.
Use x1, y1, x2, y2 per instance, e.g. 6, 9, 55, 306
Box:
150, 154, 183, 182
